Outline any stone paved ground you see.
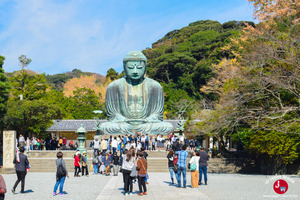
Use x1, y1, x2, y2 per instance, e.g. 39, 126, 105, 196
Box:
2, 172, 300, 200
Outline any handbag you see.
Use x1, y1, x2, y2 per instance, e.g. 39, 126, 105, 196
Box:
130, 165, 138, 177
174, 164, 178, 172
189, 157, 197, 171
138, 159, 147, 177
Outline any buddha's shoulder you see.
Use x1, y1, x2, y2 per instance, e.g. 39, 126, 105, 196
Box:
145, 77, 162, 89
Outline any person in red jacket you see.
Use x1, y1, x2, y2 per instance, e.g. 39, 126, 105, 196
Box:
0, 173, 7, 200
74, 151, 81, 177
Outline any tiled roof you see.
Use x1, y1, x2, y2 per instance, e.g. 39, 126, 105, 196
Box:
46, 119, 200, 132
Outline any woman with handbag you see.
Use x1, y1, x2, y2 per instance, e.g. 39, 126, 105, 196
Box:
189, 151, 200, 188
121, 148, 136, 196
136, 151, 148, 196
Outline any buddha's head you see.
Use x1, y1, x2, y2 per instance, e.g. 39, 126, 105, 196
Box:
123, 51, 147, 81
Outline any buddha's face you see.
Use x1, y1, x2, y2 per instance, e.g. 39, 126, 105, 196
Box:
124, 60, 146, 80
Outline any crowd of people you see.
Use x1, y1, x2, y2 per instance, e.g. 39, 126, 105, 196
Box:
167, 146, 209, 189
3, 132, 209, 198
17, 134, 78, 151
17, 132, 200, 153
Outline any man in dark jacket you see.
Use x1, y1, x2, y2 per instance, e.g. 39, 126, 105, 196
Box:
199, 147, 209, 185
12, 146, 29, 194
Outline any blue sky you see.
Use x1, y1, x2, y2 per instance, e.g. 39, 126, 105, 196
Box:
0, 0, 255, 75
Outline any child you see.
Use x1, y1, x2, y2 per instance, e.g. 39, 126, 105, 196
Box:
136, 151, 148, 196
54, 151, 69, 196
113, 152, 119, 176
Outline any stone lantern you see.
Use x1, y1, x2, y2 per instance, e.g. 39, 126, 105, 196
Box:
76, 124, 87, 154
93, 110, 103, 135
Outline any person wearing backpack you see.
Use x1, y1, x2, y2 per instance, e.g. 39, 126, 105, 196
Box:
189, 151, 200, 188
92, 155, 99, 174
53, 151, 69, 196
144, 134, 149, 150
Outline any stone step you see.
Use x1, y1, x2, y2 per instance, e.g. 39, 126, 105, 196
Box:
24, 150, 245, 174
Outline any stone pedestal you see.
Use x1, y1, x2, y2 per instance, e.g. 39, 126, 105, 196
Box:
3, 130, 16, 169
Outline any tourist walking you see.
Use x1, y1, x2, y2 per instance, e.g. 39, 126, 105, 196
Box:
81, 151, 89, 176
167, 150, 175, 184
176, 145, 188, 188
140, 147, 148, 184
157, 135, 162, 151
92, 155, 99, 174
53, 151, 69, 196
122, 148, 136, 196
136, 151, 147, 196
103, 152, 112, 176
199, 147, 209, 185
62, 136, 67, 150
18, 134, 25, 147
12, 147, 29, 194
100, 139, 108, 154
74, 151, 81, 177
144, 134, 149, 150
113, 152, 119, 176
93, 137, 100, 156
111, 137, 118, 155
25, 137, 30, 152
189, 151, 200, 188
151, 137, 156, 151
0, 173, 6, 200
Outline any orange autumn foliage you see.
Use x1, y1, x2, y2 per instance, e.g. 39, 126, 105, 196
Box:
63, 75, 112, 103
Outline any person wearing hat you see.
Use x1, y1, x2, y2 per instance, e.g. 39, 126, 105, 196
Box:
74, 151, 81, 177
199, 147, 209, 185
81, 151, 89, 177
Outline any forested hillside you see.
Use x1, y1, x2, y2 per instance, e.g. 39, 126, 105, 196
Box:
143, 20, 254, 118
45, 68, 104, 91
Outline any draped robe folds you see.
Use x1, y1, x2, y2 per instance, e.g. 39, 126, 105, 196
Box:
100, 77, 174, 135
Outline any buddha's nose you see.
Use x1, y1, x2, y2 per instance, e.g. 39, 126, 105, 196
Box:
133, 66, 138, 73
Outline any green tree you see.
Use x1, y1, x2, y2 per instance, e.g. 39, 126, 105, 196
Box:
18, 55, 31, 71
198, 1, 299, 173
10, 72, 49, 100
66, 87, 104, 119
106, 68, 119, 81
0, 56, 11, 128
4, 99, 63, 137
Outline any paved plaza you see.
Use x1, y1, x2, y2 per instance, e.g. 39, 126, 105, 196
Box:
2, 172, 300, 200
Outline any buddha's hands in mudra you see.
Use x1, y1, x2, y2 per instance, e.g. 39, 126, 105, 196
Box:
125, 119, 148, 125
